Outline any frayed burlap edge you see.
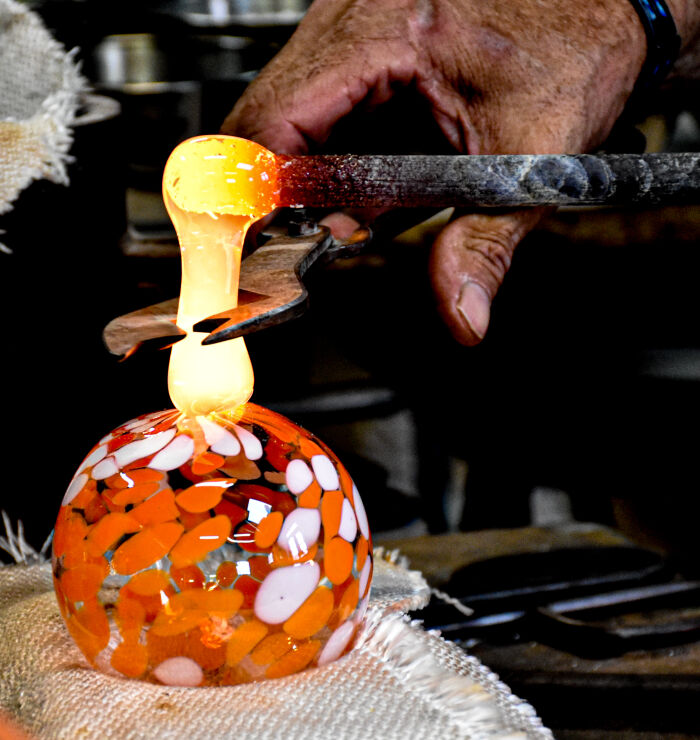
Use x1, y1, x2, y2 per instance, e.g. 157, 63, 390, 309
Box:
0, 527, 552, 739
0, 0, 89, 252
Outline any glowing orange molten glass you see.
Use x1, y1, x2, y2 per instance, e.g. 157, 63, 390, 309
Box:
163, 135, 280, 417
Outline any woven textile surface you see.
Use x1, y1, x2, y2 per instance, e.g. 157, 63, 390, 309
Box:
0, 550, 552, 739
0, 0, 86, 250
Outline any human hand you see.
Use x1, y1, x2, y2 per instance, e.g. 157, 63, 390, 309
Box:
222, 0, 698, 344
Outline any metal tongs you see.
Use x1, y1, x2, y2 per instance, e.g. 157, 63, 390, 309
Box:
104, 216, 371, 358
103, 152, 700, 358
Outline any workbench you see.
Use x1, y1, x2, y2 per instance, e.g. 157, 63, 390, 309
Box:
388, 525, 700, 739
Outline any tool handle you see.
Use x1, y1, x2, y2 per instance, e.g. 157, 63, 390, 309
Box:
279, 152, 700, 208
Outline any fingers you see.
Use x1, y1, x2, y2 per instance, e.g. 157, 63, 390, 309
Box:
320, 206, 447, 242
222, 53, 413, 154
429, 208, 548, 345
319, 211, 363, 239
217, 0, 645, 347
220, 3, 418, 153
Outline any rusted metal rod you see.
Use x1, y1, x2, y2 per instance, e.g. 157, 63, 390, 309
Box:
279, 152, 700, 208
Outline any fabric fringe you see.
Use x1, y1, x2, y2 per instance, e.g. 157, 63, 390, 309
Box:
373, 545, 411, 570
431, 586, 475, 617
357, 610, 553, 740
0, 0, 90, 251
0, 513, 51, 565
32, 45, 88, 187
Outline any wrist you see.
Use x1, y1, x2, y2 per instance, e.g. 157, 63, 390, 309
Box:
667, 0, 700, 79
626, 0, 681, 93
664, 0, 698, 39
657, 0, 700, 77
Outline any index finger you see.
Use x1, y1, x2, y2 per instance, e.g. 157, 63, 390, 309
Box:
220, 6, 417, 153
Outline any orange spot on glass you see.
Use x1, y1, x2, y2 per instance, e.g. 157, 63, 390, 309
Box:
324, 536, 354, 585
112, 482, 161, 507
234, 574, 261, 609
126, 568, 172, 596
283, 586, 334, 639
270, 542, 318, 568
248, 555, 272, 581
356, 535, 369, 573
298, 480, 322, 509
225, 619, 268, 666
320, 490, 344, 540
111, 641, 149, 678
131, 488, 179, 527
60, 563, 105, 602
151, 609, 207, 637
168, 514, 232, 568
169, 588, 243, 619
112, 521, 184, 575
115, 597, 147, 640
170, 563, 206, 591
83, 493, 109, 524
53, 510, 88, 560
66, 601, 110, 662
334, 578, 361, 627
253, 510, 284, 549
265, 640, 320, 679
250, 632, 294, 666
85, 512, 141, 557
175, 479, 232, 513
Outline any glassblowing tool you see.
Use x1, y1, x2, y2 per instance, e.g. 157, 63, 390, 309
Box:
412, 546, 700, 659
103, 148, 700, 357
103, 221, 371, 358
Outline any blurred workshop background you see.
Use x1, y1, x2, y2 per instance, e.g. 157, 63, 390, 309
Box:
2, 0, 700, 566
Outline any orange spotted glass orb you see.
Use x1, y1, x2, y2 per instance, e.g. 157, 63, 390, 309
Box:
52, 404, 372, 685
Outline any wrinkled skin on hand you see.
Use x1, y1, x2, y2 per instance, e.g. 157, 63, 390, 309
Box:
222, 0, 699, 345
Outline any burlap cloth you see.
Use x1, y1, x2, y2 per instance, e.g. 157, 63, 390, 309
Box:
0, 546, 553, 740
0, 0, 87, 252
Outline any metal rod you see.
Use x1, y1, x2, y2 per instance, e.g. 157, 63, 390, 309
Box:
278, 152, 700, 208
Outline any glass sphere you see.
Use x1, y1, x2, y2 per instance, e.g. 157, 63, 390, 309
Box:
52, 404, 372, 686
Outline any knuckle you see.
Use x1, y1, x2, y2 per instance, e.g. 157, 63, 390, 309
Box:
460, 221, 515, 281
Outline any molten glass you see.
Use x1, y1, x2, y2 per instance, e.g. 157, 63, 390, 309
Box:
163, 135, 279, 417
52, 134, 373, 686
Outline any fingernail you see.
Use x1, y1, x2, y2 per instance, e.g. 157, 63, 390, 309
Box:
457, 281, 491, 339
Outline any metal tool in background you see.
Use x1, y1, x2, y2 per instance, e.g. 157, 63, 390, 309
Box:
414, 545, 700, 658
103, 151, 700, 356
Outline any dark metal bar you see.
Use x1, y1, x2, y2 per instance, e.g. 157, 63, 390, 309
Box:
279, 152, 700, 208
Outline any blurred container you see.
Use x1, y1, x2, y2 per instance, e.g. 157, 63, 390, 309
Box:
154, 0, 310, 30
87, 33, 277, 189
90, 32, 275, 84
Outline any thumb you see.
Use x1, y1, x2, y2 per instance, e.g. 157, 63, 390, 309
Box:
429, 208, 547, 345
